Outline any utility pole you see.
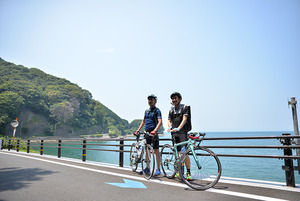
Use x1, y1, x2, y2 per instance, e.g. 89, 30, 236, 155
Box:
288, 97, 300, 173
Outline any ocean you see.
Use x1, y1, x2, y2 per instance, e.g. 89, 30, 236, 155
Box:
31, 131, 300, 184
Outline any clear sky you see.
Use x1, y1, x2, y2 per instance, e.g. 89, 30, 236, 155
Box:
0, 0, 299, 132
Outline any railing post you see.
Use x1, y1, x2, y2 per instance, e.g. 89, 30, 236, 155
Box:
82, 138, 86, 162
58, 139, 61, 158
281, 133, 295, 187
40, 140, 44, 155
119, 138, 124, 167
27, 139, 30, 153
288, 97, 300, 174
8, 139, 11, 151
17, 139, 20, 152
1, 139, 3, 150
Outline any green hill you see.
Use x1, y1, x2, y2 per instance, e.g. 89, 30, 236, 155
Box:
0, 57, 164, 138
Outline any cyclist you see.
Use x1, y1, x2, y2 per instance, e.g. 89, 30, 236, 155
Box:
167, 92, 192, 180
135, 94, 163, 175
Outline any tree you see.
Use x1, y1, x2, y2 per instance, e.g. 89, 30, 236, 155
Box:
69, 97, 80, 112
130, 119, 143, 129
50, 101, 74, 123
0, 91, 24, 133
93, 102, 105, 123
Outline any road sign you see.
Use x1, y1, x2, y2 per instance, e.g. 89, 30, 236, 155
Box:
11, 120, 19, 127
11, 118, 19, 142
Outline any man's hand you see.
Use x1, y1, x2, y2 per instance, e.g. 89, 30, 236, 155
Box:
171, 128, 180, 133
134, 130, 140, 136
150, 130, 157, 135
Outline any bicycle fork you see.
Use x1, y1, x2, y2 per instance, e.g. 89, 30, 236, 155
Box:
189, 146, 202, 170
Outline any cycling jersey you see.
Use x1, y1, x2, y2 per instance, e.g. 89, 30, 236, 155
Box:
144, 107, 162, 131
168, 104, 190, 134
168, 103, 190, 151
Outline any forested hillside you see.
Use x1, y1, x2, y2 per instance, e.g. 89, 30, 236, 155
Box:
0, 58, 162, 137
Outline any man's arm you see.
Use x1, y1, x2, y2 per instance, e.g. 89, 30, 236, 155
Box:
167, 119, 172, 132
136, 119, 145, 132
177, 115, 187, 131
175, 105, 189, 131
154, 119, 162, 132
169, 115, 187, 132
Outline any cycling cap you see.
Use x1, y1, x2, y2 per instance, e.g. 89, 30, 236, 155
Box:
148, 94, 157, 100
170, 92, 182, 99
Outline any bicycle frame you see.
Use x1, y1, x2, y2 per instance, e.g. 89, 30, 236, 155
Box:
134, 132, 155, 163
130, 131, 156, 180
161, 132, 222, 190
172, 136, 202, 169
137, 140, 146, 156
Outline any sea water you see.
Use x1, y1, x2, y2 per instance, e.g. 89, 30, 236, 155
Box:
32, 131, 300, 184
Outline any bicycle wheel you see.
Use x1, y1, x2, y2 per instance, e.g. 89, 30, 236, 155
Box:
141, 144, 155, 179
161, 144, 177, 179
129, 143, 138, 172
179, 147, 222, 190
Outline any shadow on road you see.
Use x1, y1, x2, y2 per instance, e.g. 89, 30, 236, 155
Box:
0, 167, 58, 192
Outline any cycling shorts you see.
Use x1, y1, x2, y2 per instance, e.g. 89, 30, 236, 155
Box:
172, 133, 188, 152
145, 133, 159, 149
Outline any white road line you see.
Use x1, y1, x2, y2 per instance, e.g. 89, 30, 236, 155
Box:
17, 151, 300, 192
207, 188, 288, 201
219, 177, 300, 193
0, 151, 291, 201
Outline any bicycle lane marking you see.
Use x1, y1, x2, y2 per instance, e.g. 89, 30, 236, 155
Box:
0, 151, 289, 201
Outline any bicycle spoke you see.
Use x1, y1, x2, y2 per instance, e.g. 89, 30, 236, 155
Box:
129, 143, 138, 172
180, 147, 221, 190
141, 144, 155, 179
161, 144, 176, 178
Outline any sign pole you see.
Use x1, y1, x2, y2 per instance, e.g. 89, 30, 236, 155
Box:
11, 118, 19, 143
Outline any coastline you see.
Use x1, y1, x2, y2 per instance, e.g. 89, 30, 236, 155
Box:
26, 133, 170, 142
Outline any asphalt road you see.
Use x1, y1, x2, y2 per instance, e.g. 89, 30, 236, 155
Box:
0, 151, 299, 201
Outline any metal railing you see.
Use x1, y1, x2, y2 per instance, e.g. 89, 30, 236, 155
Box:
1, 133, 300, 187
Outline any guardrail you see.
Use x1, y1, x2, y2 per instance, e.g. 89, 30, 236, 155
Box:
1, 133, 300, 187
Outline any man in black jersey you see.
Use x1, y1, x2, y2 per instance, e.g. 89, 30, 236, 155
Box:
167, 92, 192, 180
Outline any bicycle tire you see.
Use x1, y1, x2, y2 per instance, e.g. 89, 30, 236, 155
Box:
141, 144, 155, 180
129, 143, 138, 172
161, 144, 177, 179
179, 147, 222, 190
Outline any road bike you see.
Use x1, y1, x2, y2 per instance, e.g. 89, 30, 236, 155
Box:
129, 131, 155, 180
161, 132, 222, 190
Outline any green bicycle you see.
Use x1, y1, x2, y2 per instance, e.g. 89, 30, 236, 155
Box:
161, 132, 222, 190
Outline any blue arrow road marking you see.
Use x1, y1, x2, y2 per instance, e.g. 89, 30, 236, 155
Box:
105, 179, 147, 188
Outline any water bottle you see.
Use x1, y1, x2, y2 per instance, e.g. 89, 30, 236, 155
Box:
180, 146, 185, 158
181, 146, 185, 153
138, 145, 142, 155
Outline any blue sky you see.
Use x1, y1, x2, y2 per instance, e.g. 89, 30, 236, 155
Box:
0, 0, 299, 132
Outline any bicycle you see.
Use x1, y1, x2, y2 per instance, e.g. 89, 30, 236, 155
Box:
161, 132, 222, 190
129, 131, 156, 180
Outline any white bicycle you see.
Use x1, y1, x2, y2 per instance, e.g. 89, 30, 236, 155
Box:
129, 131, 155, 180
